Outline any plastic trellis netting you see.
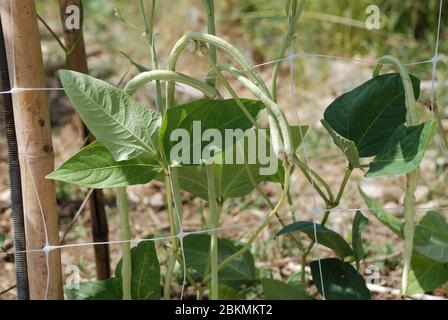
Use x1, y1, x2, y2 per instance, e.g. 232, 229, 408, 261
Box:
0, 0, 447, 301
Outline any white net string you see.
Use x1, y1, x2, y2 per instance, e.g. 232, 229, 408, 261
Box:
0, 0, 445, 300
287, 49, 326, 298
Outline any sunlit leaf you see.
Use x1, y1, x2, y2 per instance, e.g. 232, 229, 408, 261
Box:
59, 70, 161, 161
173, 126, 307, 200
366, 120, 437, 177
47, 142, 162, 188
160, 98, 263, 164
323, 73, 420, 157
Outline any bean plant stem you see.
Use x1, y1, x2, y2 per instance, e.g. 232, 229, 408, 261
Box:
202, 166, 292, 284
271, 0, 305, 102
167, 32, 271, 105
216, 64, 293, 161
203, 10, 223, 298
164, 174, 179, 250
206, 57, 304, 251
293, 157, 333, 205
139, 0, 163, 113
37, 14, 67, 52
374, 55, 419, 296
402, 170, 418, 296
202, 0, 217, 88
163, 172, 180, 300
164, 253, 177, 300
117, 187, 132, 300
210, 65, 260, 128
206, 164, 220, 300
333, 168, 352, 207
298, 167, 352, 285
167, 34, 295, 162
243, 160, 305, 251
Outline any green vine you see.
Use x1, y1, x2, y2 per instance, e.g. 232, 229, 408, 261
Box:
373, 55, 420, 297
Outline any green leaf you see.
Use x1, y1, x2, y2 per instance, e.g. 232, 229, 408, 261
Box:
352, 211, 369, 266
47, 142, 162, 188
408, 251, 448, 295
310, 258, 371, 300
59, 70, 161, 161
358, 186, 404, 238
0, 233, 5, 248
173, 126, 308, 200
183, 234, 256, 289
367, 121, 437, 177
171, 163, 268, 201
324, 73, 420, 157
277, 221, 353, 258
261, 279, 312, 300
115, 240, 161, 300
321, 119, 361, 168
218, 284, 239, 299
65, 278, 121, 300
160, 98, 263, 164
65, 241, 160, 300
414, 211, 448, 263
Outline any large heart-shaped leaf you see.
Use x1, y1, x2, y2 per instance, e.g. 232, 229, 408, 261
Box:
261, 279, 312, 300
367, 120, 437, 177
174, 163, 271, 200
183, 234, 256, 289
358, 186, 404, 238
310, 258, 371, 300
408, 251, 448, 295
277, 221, 353, 258
160, 98, 263, 164
65, 278, 122, 300
352, 211, 369, 266
115, 241, 161, 300
323, 73, 420, 157
172, 126, 307, 200
414, 211, 448, 263
59, 70, 161, 161
47, 142, 162, 188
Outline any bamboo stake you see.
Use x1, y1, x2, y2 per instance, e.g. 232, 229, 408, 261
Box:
58, 0, 111, 281
0, 0, 63, 299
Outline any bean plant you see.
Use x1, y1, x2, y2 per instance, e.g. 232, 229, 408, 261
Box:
47, 0, 447, 300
